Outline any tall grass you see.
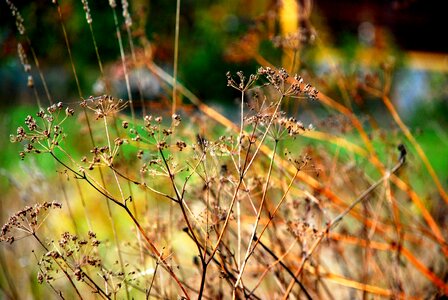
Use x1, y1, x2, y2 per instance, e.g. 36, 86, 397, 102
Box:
1, 0, 447, 299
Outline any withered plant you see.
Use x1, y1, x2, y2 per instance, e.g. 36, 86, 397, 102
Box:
1, 0, 447, 299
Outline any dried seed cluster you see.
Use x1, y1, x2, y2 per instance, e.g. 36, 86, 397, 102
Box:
37, 231, 102, 284
81, 0, 92, 24
257, 66, 319, 99
81, 95, 127, 119
11, 102, 74, 159
6, 0, 26, 35
0, 201, 62, 244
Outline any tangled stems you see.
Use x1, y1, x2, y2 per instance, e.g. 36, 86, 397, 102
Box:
0, 201, 108, 298
9, 67, 321, 298
34, 232, 111, 299
49, 151, 191, 299
281, 145, 409, 299
33, 233, 85, 300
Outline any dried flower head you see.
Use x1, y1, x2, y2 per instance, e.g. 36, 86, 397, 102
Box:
122, 0, 132, 27
284, 149, 319, 177
287, 219, 321, 242
6, 0, 26, 35
226, 71, 259, 92
81, 0, 92, 24
17, 43, 31, 73
257, 66, 319, 99
11, 104, 73, 159
108, 0, 116, 8
0, 201, 62, 244
81, 95, 127, 119
37, 231, 102, 286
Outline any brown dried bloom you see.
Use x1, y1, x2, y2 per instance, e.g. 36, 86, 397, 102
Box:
17, 43, 31, 72
81, 0, 92, 24
6, 0, 26, 35
245, 95, 312, 141
81, 95, 127, 119
121, 0, 132, 27
226, 70, 259, 92
287, 219, 321, 242
284, 149, 319, 177
11, 104, 72, 159
108, 0, 116, 8
257, 66, 319, 99
0, 202, 62, 244
172, 114, 182, 127
37, 231, 102, 285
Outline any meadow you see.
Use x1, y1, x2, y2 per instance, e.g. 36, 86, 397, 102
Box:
0, 0, 447, 299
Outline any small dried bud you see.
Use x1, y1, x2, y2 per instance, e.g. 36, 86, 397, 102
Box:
65, 107, 74, 116
137, 150, 143, 159
81, 0, 92, 24
172, 114, 181, 126
114, 138, 124, 146
176, 140, 187, 151
157, 141, 166, 149
162, 128, 172, 136
122, 0, 132, 27
122, 121, 129, 129
27, 76, 34, 88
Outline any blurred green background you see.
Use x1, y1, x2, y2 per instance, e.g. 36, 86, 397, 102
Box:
1, 0, 447, 186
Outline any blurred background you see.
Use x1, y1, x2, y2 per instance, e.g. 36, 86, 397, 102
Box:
1, 0, 447, 189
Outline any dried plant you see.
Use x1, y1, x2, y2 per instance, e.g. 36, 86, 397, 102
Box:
2, 1, 447, 299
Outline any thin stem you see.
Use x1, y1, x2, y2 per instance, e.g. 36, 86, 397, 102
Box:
110, 7, 135, 125
102, 116, 129, 300
197, 261, 208, 300
79, 0, 110, 96
206, 122, 261, 264
54, 2, 82, 98
172, 0, 181, 114
123, 9, 146, 116
242, 95, 284, 177
26, 37, 53, 104
236, 89, 245, 271
158, 149, 203, 258
146, 252, 161, 299
238, 89, 245, 173
382, 95, 448, 204
158, 148, 210, 298
234, 140, 278, 288
249, 168, 300, 266
251, 236, 312, 300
